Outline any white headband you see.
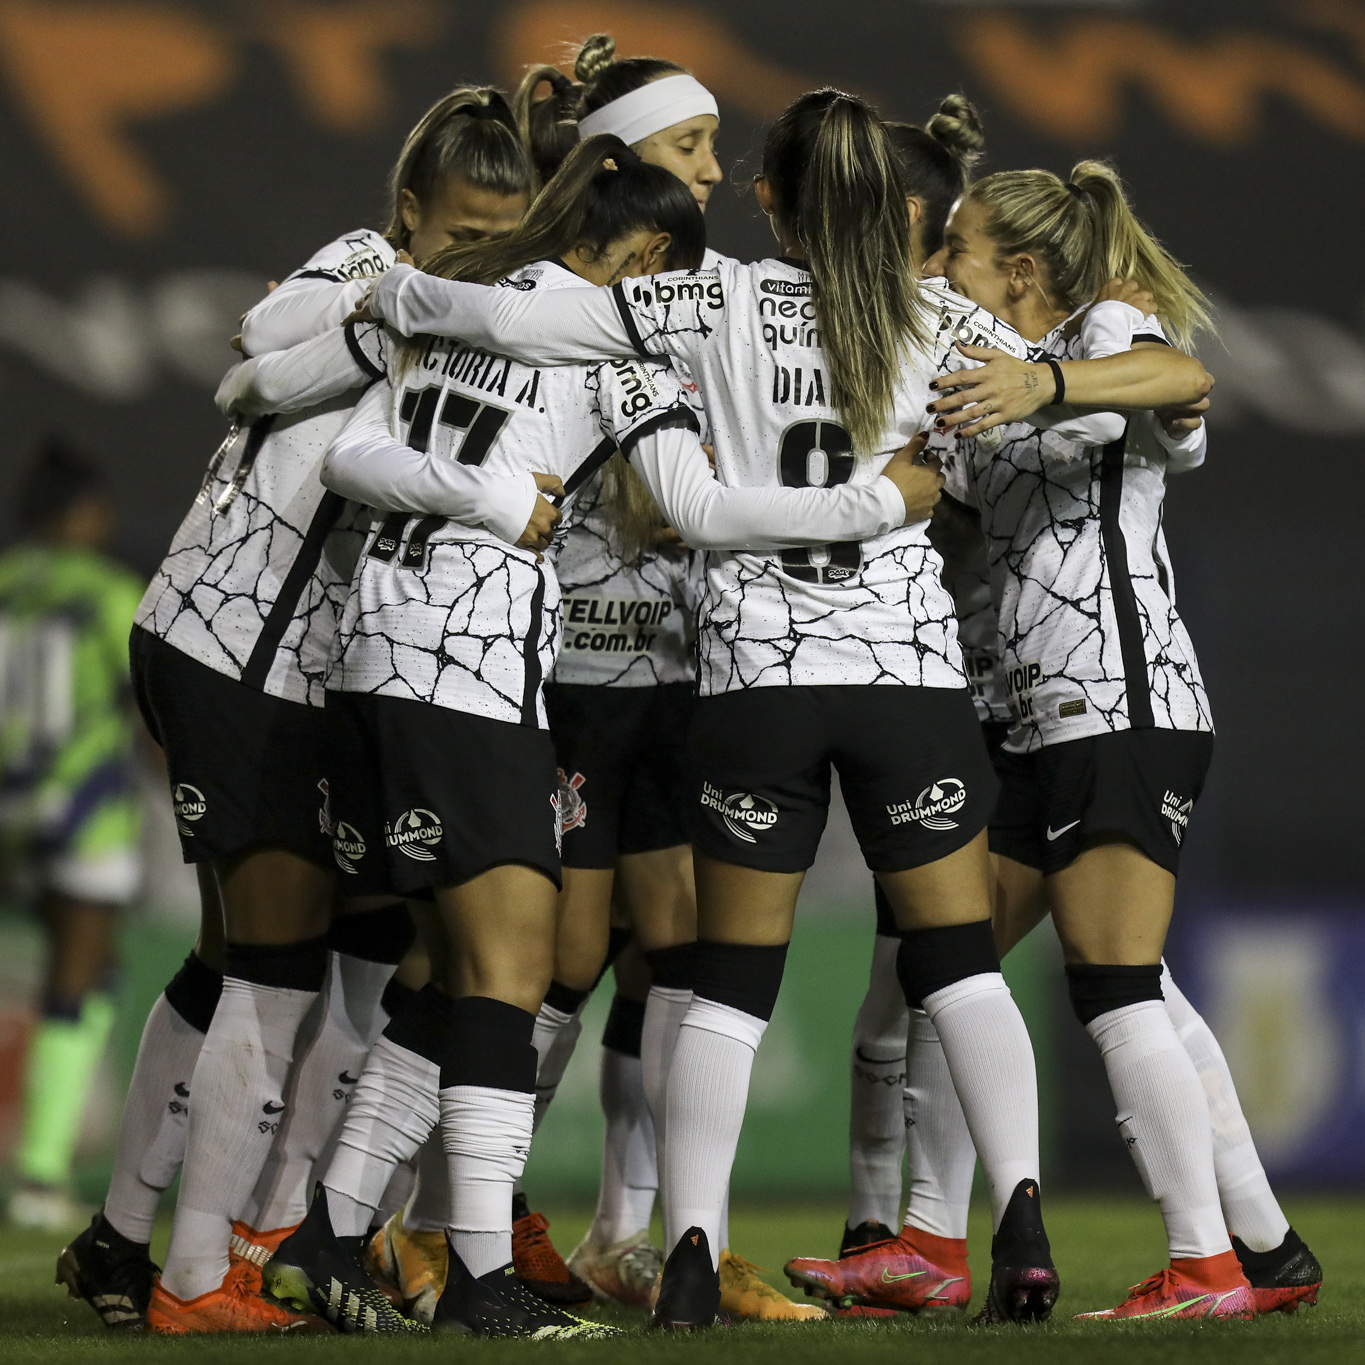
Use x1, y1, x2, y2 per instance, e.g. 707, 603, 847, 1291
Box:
577, 74, 718, 147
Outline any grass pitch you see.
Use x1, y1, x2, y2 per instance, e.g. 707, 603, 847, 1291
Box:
2, 1196, 1360, 1363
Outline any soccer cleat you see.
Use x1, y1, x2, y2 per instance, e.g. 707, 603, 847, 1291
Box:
1074, 1250, 1254, 1322
229, 1220, 298, 1296
974, 1179, 1059, 1324
839, 1220, 897, 1258
511, 1191, 594, 1305
260, 1185, 425, 1334
567, 1227, 665, 1308
834, 1303, 900, 1320
650, 1226, 724, 1331
146, 1261, 322, 1334
365, 1210, 449, 1323
1233, 1229, 1323, 1315
720, 1250, 827, 1320
56, 1211, 157, 1330
786, 1226, 970, 1314
431, 1242, 620, 1338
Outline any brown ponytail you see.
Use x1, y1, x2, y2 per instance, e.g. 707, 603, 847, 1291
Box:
765, 89, 926, 456
385, 87, 532, 247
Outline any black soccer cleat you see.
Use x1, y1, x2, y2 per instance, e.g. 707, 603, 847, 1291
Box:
261, 1184, 425, 1334
56, 1211, 157, 1330
839, 1219, 897, 1259
974, 1178, 1059, 1324
432, 1241, 619, 1338
650, 1226, 725, 1331
1233, 1228, 1323, 1315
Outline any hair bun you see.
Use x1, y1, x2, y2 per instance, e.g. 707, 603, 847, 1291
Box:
574, 33, 617, 84
926, 93, 985, 167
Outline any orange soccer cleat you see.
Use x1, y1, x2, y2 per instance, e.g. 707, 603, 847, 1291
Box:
511, 1193, 593, 1305
146, 1261, 325, 1335
1074, 1250, 1256, 1322
785, 1226, 970, 1315
720, 1250, 827, 1321
229, 1220, 299, 1296
365, 1210, 449, 1323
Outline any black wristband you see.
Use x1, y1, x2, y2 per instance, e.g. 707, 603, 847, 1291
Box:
1044, 358, 1066, 405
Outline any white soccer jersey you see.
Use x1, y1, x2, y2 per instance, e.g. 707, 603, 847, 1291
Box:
549, 466, 701, 687
369, 260, 1035, 697
950, 301, 1213, 751
325, 262, 703, 727
136, 229, 401, 703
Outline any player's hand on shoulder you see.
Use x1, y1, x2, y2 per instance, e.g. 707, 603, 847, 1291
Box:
1097, 278, 1158, 315
881, 434, 945, 524
929, 346, 1056, 437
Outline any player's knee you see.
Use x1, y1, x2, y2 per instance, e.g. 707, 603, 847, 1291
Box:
688, 939, 788, 1022
1065, 963, 1163, 1025
895, 919, 1000, 1009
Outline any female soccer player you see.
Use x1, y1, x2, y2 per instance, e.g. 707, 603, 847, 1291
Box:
257, 133, 936, 1337
909, 161, 1317, 1321
506, 38, 816, 1321
56, 88, 535, 1336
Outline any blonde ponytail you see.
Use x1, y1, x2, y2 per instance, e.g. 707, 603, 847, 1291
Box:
968, 160, 1212, 351
1067, 160, 1212, 351
766, 89, 926, 456
600, 453, 668, 564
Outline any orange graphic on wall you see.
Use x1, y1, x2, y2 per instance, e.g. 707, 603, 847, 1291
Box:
0, 1, 233, 237
494, 0, 810, 122
951, 13, 1365, 146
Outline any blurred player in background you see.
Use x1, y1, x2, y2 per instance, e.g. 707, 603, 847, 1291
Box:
1, 439, 143, 1231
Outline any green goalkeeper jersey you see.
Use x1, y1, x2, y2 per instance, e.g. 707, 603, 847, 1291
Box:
0, 542, 144, 857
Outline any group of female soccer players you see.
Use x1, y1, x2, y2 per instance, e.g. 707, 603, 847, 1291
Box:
53, 30, 1322, 1337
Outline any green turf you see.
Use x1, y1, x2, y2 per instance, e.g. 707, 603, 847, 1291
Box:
3, 1197, 1359, 1362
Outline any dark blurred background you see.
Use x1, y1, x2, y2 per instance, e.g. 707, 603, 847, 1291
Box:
1, 0, 1362, 1197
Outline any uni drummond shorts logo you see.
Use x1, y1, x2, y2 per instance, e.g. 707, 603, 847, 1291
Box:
172, 783, 207, 835
332, 822, 367, 874
1161, 790, 1194, 844
887, 778, 967, 831
700, 780, 778, 843
386, 808, 444, 861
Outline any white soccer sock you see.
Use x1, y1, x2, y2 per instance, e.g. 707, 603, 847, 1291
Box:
531, 999, 585, 1132
373, 1155, 417, 1231
442, 1085, 535, 1279
1087, 999, 1229, 1260
161, 977, 319, 1300
902, 1008, 975, 1240
922, 973, 1039, 1233
244, 950, 397, 1232
323, 1035, 440, 1236
641, 984, 692, 1184
588, 1047, 658, 1245
103, 994, 206, 1244
403, 1131, 450, 1234
663, 998, 766, 1267
848, 936, 909, 1229
1159, 964, 1288, 1253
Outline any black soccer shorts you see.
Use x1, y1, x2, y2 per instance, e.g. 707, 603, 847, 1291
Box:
130, 626, 332, 868
545, 681, 693, 870
687, 685, 997, 874
988, 727, 1214, 876
325, 689, 561, 896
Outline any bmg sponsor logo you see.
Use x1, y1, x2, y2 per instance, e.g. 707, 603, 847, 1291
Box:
631, 274, 724, 310
700, 781, 778, 843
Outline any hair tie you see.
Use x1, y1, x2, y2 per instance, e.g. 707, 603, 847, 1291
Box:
1044, 358, 1066, 405
465, 100, 502, 122
548, 71, 575, 95
610, 141, 643, 167
1065, 181, 1087, 201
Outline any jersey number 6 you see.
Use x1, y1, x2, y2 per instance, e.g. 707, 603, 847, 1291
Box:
777, 419, 862, 584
